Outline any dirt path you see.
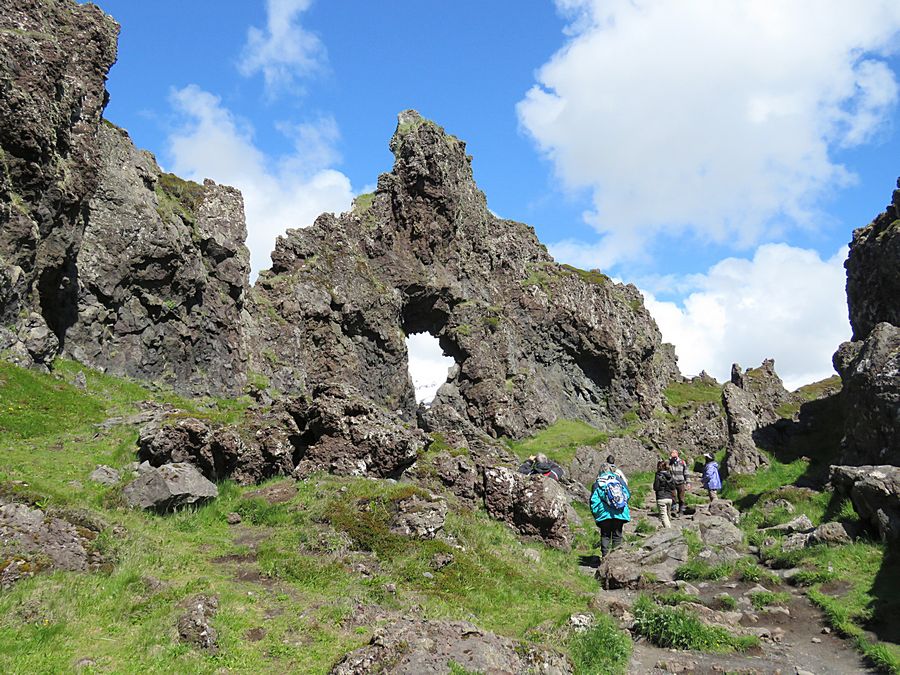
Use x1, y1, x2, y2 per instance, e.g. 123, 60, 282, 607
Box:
582, 487, 874, 674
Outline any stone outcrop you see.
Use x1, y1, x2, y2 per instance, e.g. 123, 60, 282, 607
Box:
388, 494, 448, 539
290, 383, 426, 478
834, 180, 900, 466
831, 465, 900, 543
123, 463, 218, 512
0, 499, 106, 588
833, 323, 899, 466
137, 409, 296, 486
65, 124, 251, 396
246, 110, 677, 439
176, 595, 219, 653
845, 178, 900, 341
481, 466, 573, 548
330, 618, 572, 675
0, 0, 118, 366
569, 436, 659, 489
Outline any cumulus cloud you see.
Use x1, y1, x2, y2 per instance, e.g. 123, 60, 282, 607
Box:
640, 244, 850, 390
166, 84, 353, 277
519, 0, 900, 263
239, 0, 324, 95
406, 333, 455, 404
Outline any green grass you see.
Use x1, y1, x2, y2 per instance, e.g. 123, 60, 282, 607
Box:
568, 613, 632, 674
505, 419, 608, 466
0, 360, 610, 673
721, 449, 899, 670
748, 591, 790, 610
632, 595, 759, 653
663, 380, 723, 410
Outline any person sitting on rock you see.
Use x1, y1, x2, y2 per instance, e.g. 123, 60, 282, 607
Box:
517, 453, 564, 481
653, 460, 677, 528
701, 453, 722, 502
590, 468, 631, 557
668, 449, 689, 517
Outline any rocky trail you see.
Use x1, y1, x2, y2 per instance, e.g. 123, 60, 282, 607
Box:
578, 483, 874, 674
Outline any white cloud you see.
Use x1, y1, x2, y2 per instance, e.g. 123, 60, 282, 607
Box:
639, 244, 850, 390
519, 0, 900, 264
406, 333, 455, 404
239, 0, 324, 95
166, 85, 353, 277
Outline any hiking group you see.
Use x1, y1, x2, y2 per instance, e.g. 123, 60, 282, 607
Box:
589, 449, 723, 557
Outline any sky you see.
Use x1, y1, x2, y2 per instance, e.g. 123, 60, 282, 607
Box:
88, 0, 900, 395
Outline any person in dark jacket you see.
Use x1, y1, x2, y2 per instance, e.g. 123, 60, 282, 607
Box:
517, 453, 564, 481
653, 460, 676, 528
701, 453, 722, 501
668, 449, 689, 516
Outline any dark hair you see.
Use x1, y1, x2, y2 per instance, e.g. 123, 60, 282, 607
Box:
606, 454, 615, 464
656, 460, 667, 471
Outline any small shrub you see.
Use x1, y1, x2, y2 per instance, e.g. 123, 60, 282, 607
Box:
632, 595, 759, 653
749, 591, 790, 610
634, 518, 654, 535
675, 559, 732, 581
568, 613, 632, 675
654, 590, 697, 606
710, 594, 737, 611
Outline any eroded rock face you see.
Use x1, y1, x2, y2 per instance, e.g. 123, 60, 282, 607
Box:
721, 382, 770, 476
65, 124, 251, 396
482, 466, 573, 549
247, 110, 677, 440
290, 383, 426, 478
0, 0, 118, 363
831, 465, 900, 543
845, 178, 900, 341
0, 500, 105, 588
569, 436, 659, 489
330, 618, 573, 675
833, 323, 899, 466
137, 408, 297, 486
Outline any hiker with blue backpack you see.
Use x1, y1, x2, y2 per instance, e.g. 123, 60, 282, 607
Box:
590, 467, 631, 557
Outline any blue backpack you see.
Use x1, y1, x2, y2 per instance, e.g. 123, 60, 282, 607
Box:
596, 473, 628, 511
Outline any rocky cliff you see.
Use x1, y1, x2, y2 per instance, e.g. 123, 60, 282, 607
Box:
1, 1, 678, 442
834, 180, 900, 466
65, 123, 251, 395
247, 111, 678, 439
0, 0, 118, 367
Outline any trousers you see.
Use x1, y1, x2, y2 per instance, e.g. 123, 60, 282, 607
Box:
598, 519, 625, 557
656, 498, 673, 528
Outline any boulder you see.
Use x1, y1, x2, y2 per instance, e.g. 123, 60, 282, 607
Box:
389, 495, 448, 540
809, 521, 854, 546
89, 465, 121, 486
331, 618, 572, 674
123, 463, 218, 513
698, 516, 745, 549
597, 527, 690, 588
831, 465, 900, 543
482, 466, 572, 549
0, 500, 105, 588
762, 514, 814, 535
290, 383, 425, 479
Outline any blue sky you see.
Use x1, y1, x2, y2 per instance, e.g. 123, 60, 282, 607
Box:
89, 0, 900, 391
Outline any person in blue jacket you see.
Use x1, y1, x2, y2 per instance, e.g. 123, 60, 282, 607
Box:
590, 469, 631, 557
701, 453, 722, 502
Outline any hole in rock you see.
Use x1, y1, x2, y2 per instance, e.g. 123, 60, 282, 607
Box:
405, 332, 455, 406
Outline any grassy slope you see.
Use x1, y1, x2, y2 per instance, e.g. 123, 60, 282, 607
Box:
722, 454, 900, 673
0, 361, 630, 674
